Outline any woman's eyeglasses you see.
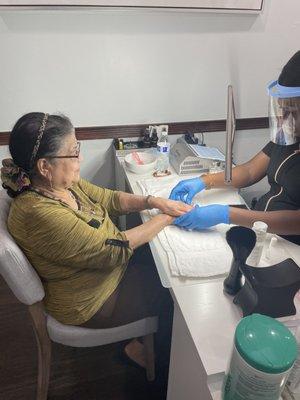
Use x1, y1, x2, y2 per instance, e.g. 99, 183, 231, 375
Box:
47, 141, 81, 159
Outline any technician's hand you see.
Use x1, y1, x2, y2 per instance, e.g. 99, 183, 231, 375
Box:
169, 177, 206, 204
173, 204, 230, 230
152, 197, 193, 217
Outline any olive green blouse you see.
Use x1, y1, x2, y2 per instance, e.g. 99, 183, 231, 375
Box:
8, 179, 133, 325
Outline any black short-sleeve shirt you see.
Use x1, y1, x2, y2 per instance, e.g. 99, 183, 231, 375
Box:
254, 141, 300, 244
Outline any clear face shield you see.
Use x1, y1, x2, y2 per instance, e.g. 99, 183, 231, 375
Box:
267, 80, 300, 145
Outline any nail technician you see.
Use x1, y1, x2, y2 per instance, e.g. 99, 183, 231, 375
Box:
169, 50, 300, 245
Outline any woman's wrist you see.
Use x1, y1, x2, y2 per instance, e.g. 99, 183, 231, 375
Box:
145, 195, 155, 209
160, 214, 174, 225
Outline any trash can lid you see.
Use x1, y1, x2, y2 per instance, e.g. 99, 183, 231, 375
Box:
234, 314, 297, 373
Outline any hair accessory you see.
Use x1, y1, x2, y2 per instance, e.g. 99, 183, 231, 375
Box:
1, 158, 31, 193
29, 113, 49, 169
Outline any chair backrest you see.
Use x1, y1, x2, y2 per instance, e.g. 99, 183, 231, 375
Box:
0, 190, 44, 305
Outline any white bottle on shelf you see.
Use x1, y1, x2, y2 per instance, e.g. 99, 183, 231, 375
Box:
156, 126, 170, 175
246, 221, 268, 267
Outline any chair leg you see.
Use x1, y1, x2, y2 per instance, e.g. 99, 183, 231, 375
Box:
143, 333, 155, 381
28, 302, 52, 400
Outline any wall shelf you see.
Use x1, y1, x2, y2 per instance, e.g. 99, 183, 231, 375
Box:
0, 0, 264, 13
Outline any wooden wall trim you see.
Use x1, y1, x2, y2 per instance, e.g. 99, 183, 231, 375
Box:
0, 117, 268, 146
0, 132, 10, 146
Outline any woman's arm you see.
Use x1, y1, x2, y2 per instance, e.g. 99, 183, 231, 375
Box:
124, 214, 174, 249
202, 151, 271, 189
118, 191, 192, 216
230, 208, 300, 235
117, 192, 156, 212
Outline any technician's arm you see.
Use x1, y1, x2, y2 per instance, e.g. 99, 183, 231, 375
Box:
230, 208, 300, 236
123, 214, 174, 249
202, 151, 270, 189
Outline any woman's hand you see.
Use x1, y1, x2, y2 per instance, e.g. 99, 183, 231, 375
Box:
149, 196, 193, 217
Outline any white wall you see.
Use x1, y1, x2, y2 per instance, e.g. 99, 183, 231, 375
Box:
0, 0, 298, 200
0, 0, 300, 131
80, 139, 115, 188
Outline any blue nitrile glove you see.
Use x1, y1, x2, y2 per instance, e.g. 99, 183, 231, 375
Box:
173, 204, 230, 230
169, 177, 206, 204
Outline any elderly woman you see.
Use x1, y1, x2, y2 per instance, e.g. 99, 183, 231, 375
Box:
1, 112, 191, 386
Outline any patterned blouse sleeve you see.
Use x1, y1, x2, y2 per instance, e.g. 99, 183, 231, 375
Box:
25, 203, 133, 270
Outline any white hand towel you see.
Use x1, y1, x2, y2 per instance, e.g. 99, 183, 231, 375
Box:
138, 176, 242, 206
138, 176, 242, 278
159, 224, 233, 277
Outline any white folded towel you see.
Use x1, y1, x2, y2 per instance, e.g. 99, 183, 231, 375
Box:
139, 175, 242, 206
138, 176, 243, 278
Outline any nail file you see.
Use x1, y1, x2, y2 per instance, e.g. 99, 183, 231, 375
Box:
131, 151, 144, 165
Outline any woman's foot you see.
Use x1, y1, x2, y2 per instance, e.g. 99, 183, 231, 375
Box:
124, 338, 146, 369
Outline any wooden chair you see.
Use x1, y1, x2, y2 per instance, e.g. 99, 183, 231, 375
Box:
0, 190, 157, 400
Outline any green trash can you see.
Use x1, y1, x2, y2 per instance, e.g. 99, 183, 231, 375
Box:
222, 313, 297, 400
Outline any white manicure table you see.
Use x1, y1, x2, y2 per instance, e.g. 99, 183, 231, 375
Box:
114, 152, 300, 400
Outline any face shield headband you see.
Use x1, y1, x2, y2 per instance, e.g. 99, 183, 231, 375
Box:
267, 80, 300, 145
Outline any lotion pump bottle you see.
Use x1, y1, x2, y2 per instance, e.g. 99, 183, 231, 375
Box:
246, 221, 268, 267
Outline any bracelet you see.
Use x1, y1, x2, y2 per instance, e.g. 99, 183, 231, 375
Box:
145, 195, 154, 209
201, 174, 214, 190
